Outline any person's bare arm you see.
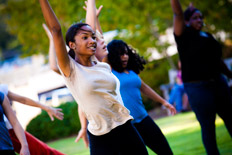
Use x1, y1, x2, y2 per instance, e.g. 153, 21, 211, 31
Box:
2, 95, 30, 155
7, 91, 63, 121
75, 106, 89, 148
96, 5, 103, 34
42, 23, 61, 75
39, 0, 70, 77
83, 1, 103, 34
170, 0, 185, 36
85, 0, 96, 32
140, 80, 176, 115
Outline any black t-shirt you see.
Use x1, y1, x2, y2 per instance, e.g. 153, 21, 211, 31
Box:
174, 26, 222, 82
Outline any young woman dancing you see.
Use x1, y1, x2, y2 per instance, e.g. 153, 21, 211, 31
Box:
39, 0, 148, 154
107, 39, 176, 155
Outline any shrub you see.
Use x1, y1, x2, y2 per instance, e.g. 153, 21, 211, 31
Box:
26, 101, 80, 142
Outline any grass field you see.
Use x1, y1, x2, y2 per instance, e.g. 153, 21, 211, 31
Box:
47, 112, 232, 155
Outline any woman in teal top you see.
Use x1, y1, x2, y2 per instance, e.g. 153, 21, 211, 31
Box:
108, 40, 176, 155
112, 70, 147, 124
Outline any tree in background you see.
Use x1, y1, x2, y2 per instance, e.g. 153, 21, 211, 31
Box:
1, 0, 231, 58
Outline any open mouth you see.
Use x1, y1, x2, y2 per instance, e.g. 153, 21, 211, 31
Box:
89, 46, 96, 50
122, 60, 128, 65
88, 44, 97, 50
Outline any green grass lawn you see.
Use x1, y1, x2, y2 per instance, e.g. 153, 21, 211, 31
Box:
47, 112, 232, 155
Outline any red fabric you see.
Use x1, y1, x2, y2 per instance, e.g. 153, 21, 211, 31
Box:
8, 129, 65, 155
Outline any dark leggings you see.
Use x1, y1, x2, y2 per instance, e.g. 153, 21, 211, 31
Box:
134, 116, 173, 155
184, 75, 232, 155
0, 150, 16, 155
87, 120, 148, 155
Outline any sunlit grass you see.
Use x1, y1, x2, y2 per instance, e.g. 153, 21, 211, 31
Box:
47, 112, 232, 155
47, 136, 89, 155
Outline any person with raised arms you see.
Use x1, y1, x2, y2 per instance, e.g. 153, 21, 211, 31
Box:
39, 0, 148, 154
170, 0, 232, 154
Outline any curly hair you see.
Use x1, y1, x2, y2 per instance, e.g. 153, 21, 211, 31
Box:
107, 40, 146, 74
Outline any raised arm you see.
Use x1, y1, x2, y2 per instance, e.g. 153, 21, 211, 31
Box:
39, 0, 70, 77
2, 95, 30, 155
7, 91, 64, 121
85, 0, 96, 32
170, 0, 185, 36
96, 5, 103, 34
84, 1, 103, 34
140, 80, 176, 115
42, 23, 61, 75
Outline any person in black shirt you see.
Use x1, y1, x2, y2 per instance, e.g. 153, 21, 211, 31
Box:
170, 0, 232, 154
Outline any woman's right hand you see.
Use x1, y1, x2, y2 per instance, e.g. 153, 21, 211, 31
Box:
45, 106, 64, 121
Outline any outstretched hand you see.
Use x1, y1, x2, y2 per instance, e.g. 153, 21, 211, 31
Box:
75, 128, 89, 148
163, 101, 177, 115
46, 106, 64, 121
83, 1, 103, 17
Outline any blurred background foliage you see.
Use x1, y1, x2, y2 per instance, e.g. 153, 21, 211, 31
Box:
0, 0, 232, 57
1, 0, 232, 112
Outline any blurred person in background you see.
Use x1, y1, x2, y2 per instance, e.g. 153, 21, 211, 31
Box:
0, 84, 65, 155
171, 0, 232, 154
0, 91, 30, 155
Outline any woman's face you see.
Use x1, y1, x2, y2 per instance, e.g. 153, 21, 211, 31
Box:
188, 11, 204, 31
71, 25, 97, 57
120, 47, 129, 69
95, 37, 108, 61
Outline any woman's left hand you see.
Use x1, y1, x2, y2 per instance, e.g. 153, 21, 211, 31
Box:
83, 1, 103, 18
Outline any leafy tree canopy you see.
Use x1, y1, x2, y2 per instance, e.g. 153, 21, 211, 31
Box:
1, 0, 232, 57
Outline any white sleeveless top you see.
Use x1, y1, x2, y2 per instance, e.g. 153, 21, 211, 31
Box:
59, 56, 133, 135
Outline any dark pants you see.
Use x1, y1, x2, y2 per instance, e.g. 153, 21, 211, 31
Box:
184, 75, 232, 155
0, 150, 15, 155
87, 120, 148, 155
134, 116, 173, 155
